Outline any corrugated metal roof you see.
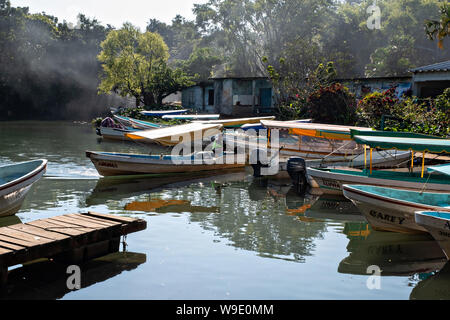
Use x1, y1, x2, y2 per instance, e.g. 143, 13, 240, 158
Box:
410, 60, 450, 73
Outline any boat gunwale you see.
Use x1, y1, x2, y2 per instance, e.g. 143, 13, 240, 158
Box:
342, 184, 450, 212
0, 160, 47, 193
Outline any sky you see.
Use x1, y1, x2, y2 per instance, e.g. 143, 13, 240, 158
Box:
10, 0, 208, 30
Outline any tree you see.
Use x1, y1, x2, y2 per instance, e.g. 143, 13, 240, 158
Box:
179, 47, 223, 81
425, 2, 450, 49
97, 23, 193, 107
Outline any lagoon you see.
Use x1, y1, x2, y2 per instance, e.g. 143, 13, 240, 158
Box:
0, 121, 448, 300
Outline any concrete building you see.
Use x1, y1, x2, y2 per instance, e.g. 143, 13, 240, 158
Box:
410, 60, 450, 98
181, 81, 215, 113
337, 76, 413, 100
181, 77, 274, 117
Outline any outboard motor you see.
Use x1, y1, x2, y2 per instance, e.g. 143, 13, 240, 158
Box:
287, 157, 308, 195
251, 148, 269, 177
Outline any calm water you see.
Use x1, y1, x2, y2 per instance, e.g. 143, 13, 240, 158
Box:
0, 121, 449, 300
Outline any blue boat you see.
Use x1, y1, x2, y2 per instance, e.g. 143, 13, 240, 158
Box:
0, 160, 47, 217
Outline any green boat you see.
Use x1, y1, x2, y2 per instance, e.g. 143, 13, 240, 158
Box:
308, 132, 450, 194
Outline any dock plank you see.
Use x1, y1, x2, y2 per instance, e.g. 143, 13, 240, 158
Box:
66, 214, 120, 227
50, 216, 109, 229
0, 247, 11, 255
1, 228, 55, 245
27, 220, 89, 237
47, 217, 96, 231
87, 212, 138, 223
0, 235, 33, 248
8, 224, 69, 241
0, 241, 26, 251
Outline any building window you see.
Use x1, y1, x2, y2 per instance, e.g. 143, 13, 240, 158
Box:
208, 89, 214, 106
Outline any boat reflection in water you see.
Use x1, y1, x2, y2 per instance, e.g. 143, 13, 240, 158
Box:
304, 194, 365, 222
124, 199, 220, 214
339, 226, 447, 276
0, 215, 22, 228
410, 261, 450, 300
0, 252, 146, 300
86, 169, 247, 206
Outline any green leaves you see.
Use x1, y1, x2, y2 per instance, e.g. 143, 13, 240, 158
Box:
98, 24, 194, 107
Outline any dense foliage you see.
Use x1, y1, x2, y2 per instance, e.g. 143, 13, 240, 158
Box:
1, 0, 449, 120
97, 24, 194, 108
356, 88, 450, 137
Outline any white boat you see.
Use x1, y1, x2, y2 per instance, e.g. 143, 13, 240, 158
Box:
343, 184, 450, 234
0, 160, 47, 217
162, 114, 220, 120
415, 211, 450, 259
97, 127, 140, 141
140, 109, 188, 117
194, 116, 276, 128
125, 123, 223, 146
86, 151, 245, 177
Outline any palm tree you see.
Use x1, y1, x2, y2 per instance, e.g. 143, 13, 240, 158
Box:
425, 3, 450, 49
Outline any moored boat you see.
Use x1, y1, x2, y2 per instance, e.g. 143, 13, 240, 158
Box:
307, 132, 450, 194
127, 117, 163, 130
125, 123, 223, 146
415, 211, 450, 259
162, 114, 220, 120
86, 151, 245, 177
194, 116, 276, 128
0, 160, 47, 217
140, 109, 188, 117
342, 184, 450, 234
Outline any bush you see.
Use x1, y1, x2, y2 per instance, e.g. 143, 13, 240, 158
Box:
356, 87, 400, 129
304, 83, 357, 125
356, 87, 450, 137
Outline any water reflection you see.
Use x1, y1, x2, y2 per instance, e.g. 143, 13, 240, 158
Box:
86, 169, 246, 206
187, 179, 328, 263
339, 227, 447, 276
305, 195, 365, 222
0, 252, 146, 300
410, 261, 450, 300
0, 216, 22, 228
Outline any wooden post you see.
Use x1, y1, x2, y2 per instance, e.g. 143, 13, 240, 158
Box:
370, 148, 373, 174
421, 152, 426, 178
0, 265, 7, 286
364, 145, 367, 170
411, 151, 414, 170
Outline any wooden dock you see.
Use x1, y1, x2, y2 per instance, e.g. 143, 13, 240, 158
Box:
0, 212, 146, 285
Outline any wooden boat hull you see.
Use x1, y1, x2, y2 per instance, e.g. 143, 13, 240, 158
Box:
308, 167, 450, 195
0, 160, 47, 217
86, 151, 245, 177
415, 211, 450, 259
343, 185, 450, 234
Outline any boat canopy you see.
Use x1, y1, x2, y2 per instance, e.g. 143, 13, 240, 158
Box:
261, 120, 373, 141
125, 123, 223, 141
194, 116, 275, 127
350, 129, 444, 140
353, 135, 450, 153
428, 164, 450, 176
